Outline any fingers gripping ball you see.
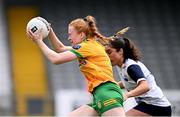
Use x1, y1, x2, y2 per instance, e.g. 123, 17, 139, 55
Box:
26, 17, 50, 39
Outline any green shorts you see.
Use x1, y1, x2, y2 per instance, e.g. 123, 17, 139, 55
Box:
88, 82, 124, 115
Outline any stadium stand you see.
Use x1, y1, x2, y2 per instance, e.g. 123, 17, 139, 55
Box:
0, 0, 12, 115
39, 0, 180, 90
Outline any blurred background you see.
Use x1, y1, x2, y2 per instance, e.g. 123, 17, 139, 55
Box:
0, 0, 180, 116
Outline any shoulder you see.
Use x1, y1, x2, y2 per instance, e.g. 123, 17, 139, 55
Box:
125, 59, 138, 67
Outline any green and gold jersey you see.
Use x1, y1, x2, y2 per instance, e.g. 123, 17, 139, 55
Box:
70, 38, 117, 92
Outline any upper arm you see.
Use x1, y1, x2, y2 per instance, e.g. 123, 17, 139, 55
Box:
59, 46, 73, 52
71, 43, 93, 58
53, 51, 77, 64
55, 43, 90, 64
127, 65, 146, 84
136, 80, 150, 92
138, 80, 148, 86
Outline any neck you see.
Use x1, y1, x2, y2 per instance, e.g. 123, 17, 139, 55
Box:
118, 57, 124, 68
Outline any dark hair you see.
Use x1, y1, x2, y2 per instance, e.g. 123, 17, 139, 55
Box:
109, 36, 141, 61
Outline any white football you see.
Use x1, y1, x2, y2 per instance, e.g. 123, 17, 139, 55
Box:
26, 17, 50, 39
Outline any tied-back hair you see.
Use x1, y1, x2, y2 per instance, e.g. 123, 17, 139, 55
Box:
110, 36, 141, 61
108, 27, 130, 39
69, 15, 107, 43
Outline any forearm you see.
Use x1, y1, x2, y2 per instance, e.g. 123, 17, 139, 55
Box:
48, 28, 71, 52
126, 80, 149, 98
36, 40, 61, 64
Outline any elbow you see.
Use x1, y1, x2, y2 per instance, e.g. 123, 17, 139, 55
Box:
47, 54, 63, 65
147, 84, 150, 91
52, 61, 59, 65
51, 59, 63, 65
143, 83, 150, 93
139, 80, 150, 93
144, 81, 150, 92
146, 85, 150, 92
50, 58, 61, 65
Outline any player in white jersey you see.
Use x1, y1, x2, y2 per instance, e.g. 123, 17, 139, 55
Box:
105, 36, 172, 116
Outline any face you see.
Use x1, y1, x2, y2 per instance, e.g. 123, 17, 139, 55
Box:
68, 26, 85, 46
105, 46, 124, 66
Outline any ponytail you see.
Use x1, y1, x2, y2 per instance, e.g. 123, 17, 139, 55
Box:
109, 27, 130, 39
123, 37, 141, 61
84, 15, 109, 44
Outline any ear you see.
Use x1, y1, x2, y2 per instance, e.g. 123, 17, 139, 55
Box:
80, 32, 86, 39
118, 48, 124, 55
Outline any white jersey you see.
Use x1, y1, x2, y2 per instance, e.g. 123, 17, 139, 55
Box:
118, 58, 171, 107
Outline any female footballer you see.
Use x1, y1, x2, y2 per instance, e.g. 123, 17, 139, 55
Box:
27, 15, 125, 116
105, 35, 172, 116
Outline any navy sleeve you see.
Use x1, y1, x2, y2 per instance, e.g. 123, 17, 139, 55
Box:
127, 65, 145, 83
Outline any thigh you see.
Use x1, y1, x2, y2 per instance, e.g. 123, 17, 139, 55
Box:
131, 102, 172, 116
67, 105, 98, 117
93, 82, 124, 115
101, 107, 125, 117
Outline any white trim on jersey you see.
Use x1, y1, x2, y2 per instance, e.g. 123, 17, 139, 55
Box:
118, 58, 171, 107
137, 78, 146, 84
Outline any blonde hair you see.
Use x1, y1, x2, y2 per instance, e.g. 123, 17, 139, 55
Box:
69, 15, 107, 43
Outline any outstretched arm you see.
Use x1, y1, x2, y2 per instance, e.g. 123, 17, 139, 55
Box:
27, 29, 77, 64
48, 27, 72, 52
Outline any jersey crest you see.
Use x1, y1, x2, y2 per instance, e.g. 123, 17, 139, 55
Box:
72, 45, 81, 50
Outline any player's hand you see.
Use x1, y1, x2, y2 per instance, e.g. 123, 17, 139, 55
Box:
123, 93, 128, 101
48, 23, 51, 30
26, 28, 43, 43
123, 92, 131, 101
48, 23, 55, 37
